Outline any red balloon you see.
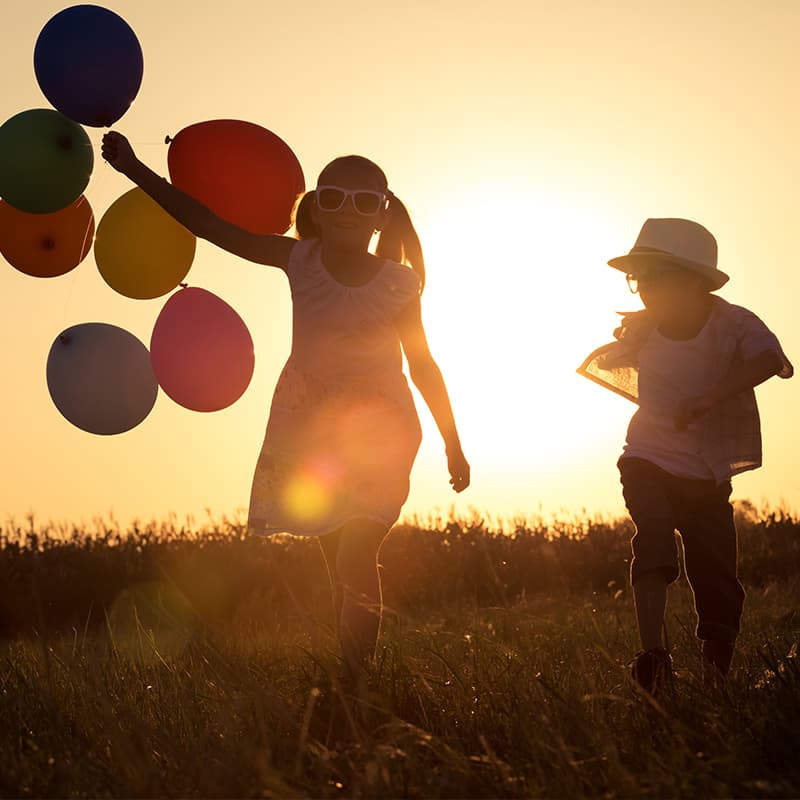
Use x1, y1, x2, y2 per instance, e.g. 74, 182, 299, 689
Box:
167, 120, 305, 235
150, 287, 255, 412
0, 196, 94, 277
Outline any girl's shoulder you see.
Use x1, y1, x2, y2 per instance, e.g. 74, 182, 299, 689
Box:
366, 260, 420, 321
285, 238, 325, 284
380, 258, 420, 295
287, 237, 318, 268
337, 258, 418, 324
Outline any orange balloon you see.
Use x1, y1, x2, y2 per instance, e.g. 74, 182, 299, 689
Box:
0, 196, 94, 278
167, 120, 305, 235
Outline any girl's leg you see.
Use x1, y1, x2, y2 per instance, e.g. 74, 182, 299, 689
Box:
318, 528, 344, 638
332, 518, 390, 679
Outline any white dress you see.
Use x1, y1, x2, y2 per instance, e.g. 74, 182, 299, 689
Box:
247, 239, 422, 536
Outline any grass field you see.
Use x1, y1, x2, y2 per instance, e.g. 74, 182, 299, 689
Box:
1, 504, 798, 798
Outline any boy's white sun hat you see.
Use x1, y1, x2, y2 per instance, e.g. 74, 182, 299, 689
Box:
608, 218, 729, 291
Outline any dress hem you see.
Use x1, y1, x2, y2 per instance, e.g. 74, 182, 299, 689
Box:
248, 512, 395, 538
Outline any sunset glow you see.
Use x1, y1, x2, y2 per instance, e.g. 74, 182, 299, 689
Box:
2, 1, 798, 526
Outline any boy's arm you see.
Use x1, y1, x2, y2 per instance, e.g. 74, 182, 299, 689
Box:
674, 350, 786, 431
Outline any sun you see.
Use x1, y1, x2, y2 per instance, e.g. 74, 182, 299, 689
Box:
411, 183, 636, 473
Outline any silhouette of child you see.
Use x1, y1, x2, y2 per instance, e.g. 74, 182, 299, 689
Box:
102, 133, 470, 684
579, 218, 792, 693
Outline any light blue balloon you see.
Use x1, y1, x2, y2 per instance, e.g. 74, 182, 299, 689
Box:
47, 323, 158, 435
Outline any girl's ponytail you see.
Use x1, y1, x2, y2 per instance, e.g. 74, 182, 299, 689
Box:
376, 194, 426, 293
293, 191, 319, 239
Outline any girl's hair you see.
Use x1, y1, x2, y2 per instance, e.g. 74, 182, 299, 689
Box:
293, 155, 425, 292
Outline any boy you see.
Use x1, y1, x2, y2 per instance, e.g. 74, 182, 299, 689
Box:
579, 218, 792, 694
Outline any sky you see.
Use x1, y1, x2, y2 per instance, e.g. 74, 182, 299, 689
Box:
1, 0, 799, 530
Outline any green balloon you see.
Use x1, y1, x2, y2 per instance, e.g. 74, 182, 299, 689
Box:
0, 109, 93, 214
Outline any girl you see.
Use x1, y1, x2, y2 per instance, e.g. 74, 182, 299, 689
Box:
101, 132, 470, 682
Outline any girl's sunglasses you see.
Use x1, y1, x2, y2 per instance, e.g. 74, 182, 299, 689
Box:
315, 185, 387, 216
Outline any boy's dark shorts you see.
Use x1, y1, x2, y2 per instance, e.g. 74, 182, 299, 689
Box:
618, 456, 745, 642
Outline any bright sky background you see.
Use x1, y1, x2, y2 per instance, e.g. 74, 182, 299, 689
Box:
2, 0, 799, 529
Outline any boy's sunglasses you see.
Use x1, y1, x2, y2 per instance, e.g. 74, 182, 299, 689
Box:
626, 265, 682, 294
315, 185, 387, 216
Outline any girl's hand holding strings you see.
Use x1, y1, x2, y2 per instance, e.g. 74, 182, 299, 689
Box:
101, 131, 137, 175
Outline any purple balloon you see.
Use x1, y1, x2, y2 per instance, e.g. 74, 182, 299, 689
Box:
34, 5, 144, 127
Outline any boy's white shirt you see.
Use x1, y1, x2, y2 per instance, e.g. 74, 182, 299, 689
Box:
578, 296, 793, 483
624, 323, 719, 479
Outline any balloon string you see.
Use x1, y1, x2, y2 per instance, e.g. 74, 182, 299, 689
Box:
78, 198, 94, 264
58, 248, 84, 336
56, 196, 97, 337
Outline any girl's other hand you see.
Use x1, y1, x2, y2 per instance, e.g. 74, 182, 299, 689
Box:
448, 448, 471, 493
101, 131, 137, 174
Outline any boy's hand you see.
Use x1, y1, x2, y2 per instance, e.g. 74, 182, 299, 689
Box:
674, 395, 715, 431
101, 131, 137, 174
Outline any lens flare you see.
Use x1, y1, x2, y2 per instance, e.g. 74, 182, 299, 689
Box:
282, 457, 341, 524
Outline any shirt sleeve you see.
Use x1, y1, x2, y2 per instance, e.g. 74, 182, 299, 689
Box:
733, 305, 793, 378
285, 237, 315, 283
379, 261, 421, 317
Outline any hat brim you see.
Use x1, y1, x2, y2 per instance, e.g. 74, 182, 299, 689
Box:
607, 252, 729, 291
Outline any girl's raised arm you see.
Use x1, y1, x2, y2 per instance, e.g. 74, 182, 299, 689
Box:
101, 132, 295, 269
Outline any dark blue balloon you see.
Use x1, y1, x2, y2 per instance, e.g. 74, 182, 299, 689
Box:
34, 5, 144, 127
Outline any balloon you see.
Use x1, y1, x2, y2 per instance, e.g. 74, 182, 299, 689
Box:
167, 120, 304, 234
0, 196, 94, 278
0, 109, 93, 214
94, 188, 196, 299
34, 5, 144, 127
47, 323, 158, 435
150, 287, 255, 412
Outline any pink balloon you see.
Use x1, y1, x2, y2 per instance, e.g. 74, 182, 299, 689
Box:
150, 287, 255, 412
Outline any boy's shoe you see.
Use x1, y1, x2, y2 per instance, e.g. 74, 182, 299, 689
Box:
631, 647, 672, 695
701, 639, 735, 687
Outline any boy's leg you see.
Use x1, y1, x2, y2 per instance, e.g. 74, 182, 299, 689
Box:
701, 639, 736, 680
634, 572, 669, 652
619, 458, 681, 693
619, 459, 682, 647
675, 480, 744, 681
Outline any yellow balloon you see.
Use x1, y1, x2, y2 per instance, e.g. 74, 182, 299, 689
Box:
94, 187, 196, 299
